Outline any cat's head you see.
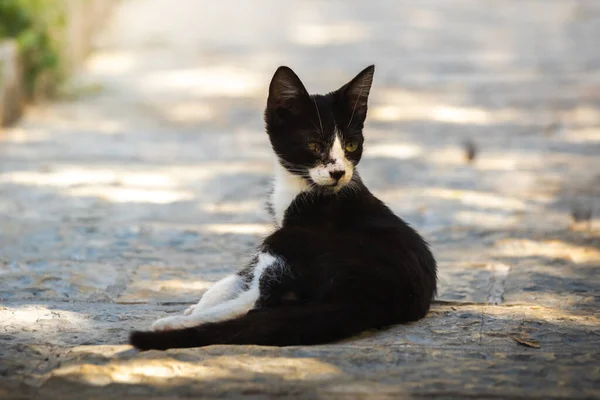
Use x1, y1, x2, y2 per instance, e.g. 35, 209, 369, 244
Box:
264, 65, 375, 191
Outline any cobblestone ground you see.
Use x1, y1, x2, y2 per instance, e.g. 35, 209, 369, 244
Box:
1, 1, 600, 398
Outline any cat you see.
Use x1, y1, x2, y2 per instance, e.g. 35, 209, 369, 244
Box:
129, 65, 437, 350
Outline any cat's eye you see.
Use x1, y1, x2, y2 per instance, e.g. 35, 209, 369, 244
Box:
345, 141, 359, 152
307, 142, 322, 153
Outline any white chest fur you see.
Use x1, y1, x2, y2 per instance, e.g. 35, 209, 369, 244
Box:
270, 163, 309, 227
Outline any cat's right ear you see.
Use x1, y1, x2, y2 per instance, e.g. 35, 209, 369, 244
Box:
267, 66, 309, 118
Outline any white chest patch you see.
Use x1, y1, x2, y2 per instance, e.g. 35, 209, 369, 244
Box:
270, 162, 310, 227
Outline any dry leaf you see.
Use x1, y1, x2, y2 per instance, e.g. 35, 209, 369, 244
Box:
512, 336, 540, 349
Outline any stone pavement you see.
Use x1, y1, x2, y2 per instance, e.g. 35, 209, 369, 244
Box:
1, 0, 600, 398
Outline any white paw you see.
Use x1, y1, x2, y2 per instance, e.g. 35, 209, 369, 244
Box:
184, 304, 197, 315
151, 315, 193, 331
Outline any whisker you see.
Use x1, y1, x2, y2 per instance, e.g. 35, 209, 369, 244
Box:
309, 120, 322, 134
312, 96, 324, 135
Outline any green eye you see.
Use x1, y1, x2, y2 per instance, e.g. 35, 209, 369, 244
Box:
307, 142, 322, 153
345, 141, 359, 152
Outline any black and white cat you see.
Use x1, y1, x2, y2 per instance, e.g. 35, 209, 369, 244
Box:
130, 65, 437, 350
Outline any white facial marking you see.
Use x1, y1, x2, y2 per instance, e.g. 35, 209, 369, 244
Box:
151, 252, 282, 331
308, 133, 353, 189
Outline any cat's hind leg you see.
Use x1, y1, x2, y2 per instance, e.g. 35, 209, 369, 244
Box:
152, 288, 260, 331
183, 274, 245, 315
152, 252, 281, 331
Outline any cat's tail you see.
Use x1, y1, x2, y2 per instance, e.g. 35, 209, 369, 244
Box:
129, 303, 384, 350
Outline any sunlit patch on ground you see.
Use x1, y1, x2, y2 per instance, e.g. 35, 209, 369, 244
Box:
493, 239, 600, 264
289, 22, 369, 46
49, 354, 341, 389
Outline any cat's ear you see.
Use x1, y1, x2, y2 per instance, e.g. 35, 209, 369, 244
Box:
267, 66, 309, 115
338, 65, 375, 125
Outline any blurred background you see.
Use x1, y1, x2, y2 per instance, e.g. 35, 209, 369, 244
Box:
1, 1, 600, 397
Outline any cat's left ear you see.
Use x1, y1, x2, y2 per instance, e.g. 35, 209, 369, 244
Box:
267, 66, 310, 113
338, 65, 375, 125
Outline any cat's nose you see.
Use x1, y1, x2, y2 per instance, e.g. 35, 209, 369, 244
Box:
329, 170, 345, 181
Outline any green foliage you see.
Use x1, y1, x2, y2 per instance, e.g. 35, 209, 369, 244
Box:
0, 0, 65, 95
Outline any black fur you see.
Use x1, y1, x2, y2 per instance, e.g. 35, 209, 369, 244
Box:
129, 65, 437, 351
